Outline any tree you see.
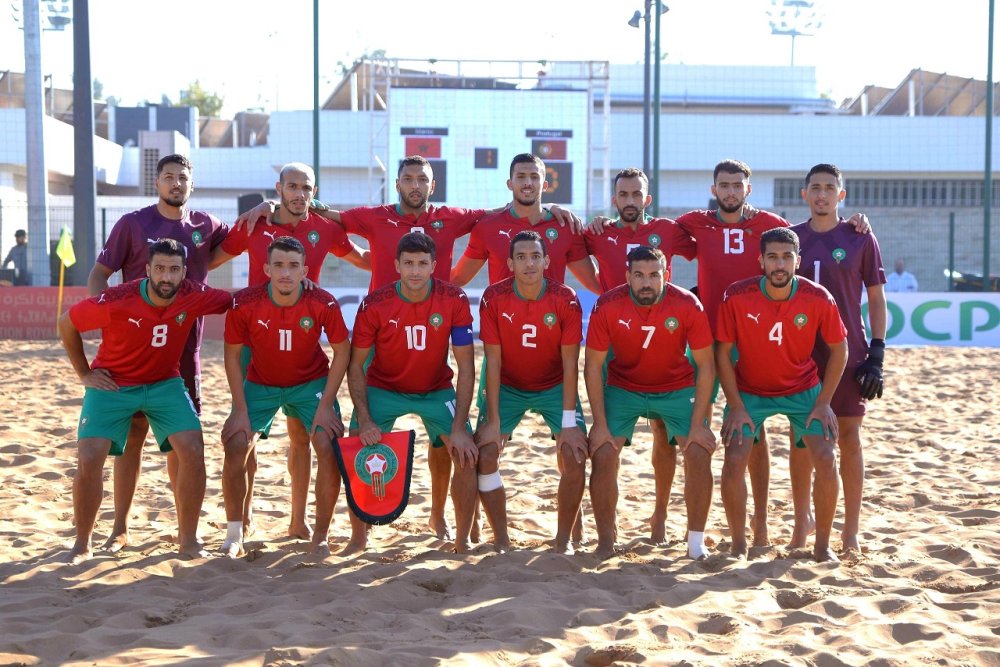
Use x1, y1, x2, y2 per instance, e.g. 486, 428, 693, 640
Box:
179, 80, 224, 118
92, 78, 104, 101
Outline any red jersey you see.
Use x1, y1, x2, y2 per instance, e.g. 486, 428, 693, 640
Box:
225, 285, 349, 387
352, 279, 473, 393
716, 276, 847, 397
587, 283, 713, 393
584, 217, 697, 292
479, 278, 583, 392
69, 279, 232, 386
675, 208, 789, 332
340, 204, 487, 292
463, 207, 589, 284
220, 212, 353, 286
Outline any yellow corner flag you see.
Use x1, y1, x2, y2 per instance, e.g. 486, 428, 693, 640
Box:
56, 226, 76, 267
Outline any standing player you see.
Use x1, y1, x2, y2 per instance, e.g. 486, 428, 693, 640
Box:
584, 167, 698, 543
214, 162, 369, 542
348, 232, 478, 553
716, 227, 848, 562
451, 154, 601, 293
59, 239, 232, 563
238, 155, 580, 293
86, 154, 230, 553
674, 159, 868, 547
585, 247, 716, 559
460, 230, 588, 554
221, 236, 351, 557
789, 164, 887, 553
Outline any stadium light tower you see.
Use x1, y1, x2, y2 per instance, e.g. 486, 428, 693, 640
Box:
629, 2, 669, 213
767, 0, 823, 67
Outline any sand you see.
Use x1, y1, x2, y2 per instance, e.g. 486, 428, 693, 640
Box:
0, 339, 998, 666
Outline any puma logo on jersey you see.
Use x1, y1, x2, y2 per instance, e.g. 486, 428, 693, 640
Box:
388, 318, 400, 328
607, 237, 619, 246
498, 229, 512, 240
502, 312, 515, 323
128, 317, 142, 327
746, 313, 761, 324
327, 300, 337, 307
97, 294, 106, 303
387, 220, 399, 227
262, 231, 277, 240
257, 319, 270, 330
618, 319, 632, 330
146, 238, 157, 244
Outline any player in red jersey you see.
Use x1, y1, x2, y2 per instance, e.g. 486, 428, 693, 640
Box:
451, 154, 601, 292
716, 227, 848, 562
347, 232, 478, 553
85, 154, 232, 554
238, 155, 580, 293
789, 164, 887, 554
221, 237, 351, 556
215, 162, 368, 543
586, 245, 717, 558
455, 230, 587, 554
584, 167, 699, 543
59, 239, 232, 563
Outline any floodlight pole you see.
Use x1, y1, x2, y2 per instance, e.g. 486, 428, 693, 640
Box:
73, 0, 96, 279
312, 0, 320, 183
642, 0, 652, 181
985, 0, 994, 291
652, 1, 663, 216
23, 0, 50, 286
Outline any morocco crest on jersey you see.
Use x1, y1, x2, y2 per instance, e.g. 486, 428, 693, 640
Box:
334, 430, 415, 525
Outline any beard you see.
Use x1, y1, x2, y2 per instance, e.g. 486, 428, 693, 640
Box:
766, 270, 792, 288
618, 206, 642, 223
153, 280, 180, 299
717, 196, 745, 214
404, 191, 428, 209
161, 191, 189, 208
633, 287, 660, 305
514, 191, 538, 206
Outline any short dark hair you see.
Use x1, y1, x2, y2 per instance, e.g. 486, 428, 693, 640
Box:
805, 163, 843, 188
613, 167, 649, 192
156, 154, 192, 175
760, 227, 800, 254
397, 231, 436, 259
509, 230, 547, 258
147, 238, 187, 263
397, 155, 432, 177
713, 159, 751, 182
268, 236, 306, 259
509, 153, 546, 178
279, 162, 315, 183
14, 229, 26, 238
626, 245, 665, 268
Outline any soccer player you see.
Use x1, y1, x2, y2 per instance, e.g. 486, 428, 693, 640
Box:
59, 239, 232, 563
239, 155, 580, 293
715, 227, 848, 562
584, 167, 698, 543
86, 154, 230, 553
451, 154, 601, 293
585, 246, 716, 559
458, 230, 587, 554
221, 236, 350, 557
790, 164, 887, 553
348, 232, 478, 553
214, 162, 369, 542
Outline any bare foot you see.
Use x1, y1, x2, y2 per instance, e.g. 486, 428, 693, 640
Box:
102, 531, 129, 554
814, 546, 840, 563
553, 539, 574, 556
841, 534, 860, 554
178, 542, 210, 560
287, 522, 313, 541
66, 545, 92, 565
453, 540, 473, 554
221, 539, 244, 559
243, 519, 257, 540
306, 540, 331, 556
428, 514, 452, 541
648, 509, 666, 544
789, 515, 816, 549
594, 542, 617, 560
750, 513, 770, 547
339, 538, 367, 556
494, 539, 511, 554
729, 540, 749, 560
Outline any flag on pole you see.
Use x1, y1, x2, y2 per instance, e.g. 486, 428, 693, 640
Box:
55, 226, 76, 267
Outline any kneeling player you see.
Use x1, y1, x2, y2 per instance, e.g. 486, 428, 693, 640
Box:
221, 236, 350, 556
460, 230, 588, 554
585, 246, 717, 560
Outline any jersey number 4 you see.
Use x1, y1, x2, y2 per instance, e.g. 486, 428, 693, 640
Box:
769, 322, 783, 346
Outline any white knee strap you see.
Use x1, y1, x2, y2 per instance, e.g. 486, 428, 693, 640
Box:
478, 471, 503, 492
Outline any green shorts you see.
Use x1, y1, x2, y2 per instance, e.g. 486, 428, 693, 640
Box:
78, 377, 201, 456
723, 384, 824, 448
688, 343, 734, 404
349, 385, 467, 448
478, 382, 586, 437
605, 384, 695, 446
244, 377, 339, 438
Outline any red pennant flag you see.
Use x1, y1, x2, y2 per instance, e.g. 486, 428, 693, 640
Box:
334, 430, 416, 525
405, 136, 442, 158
